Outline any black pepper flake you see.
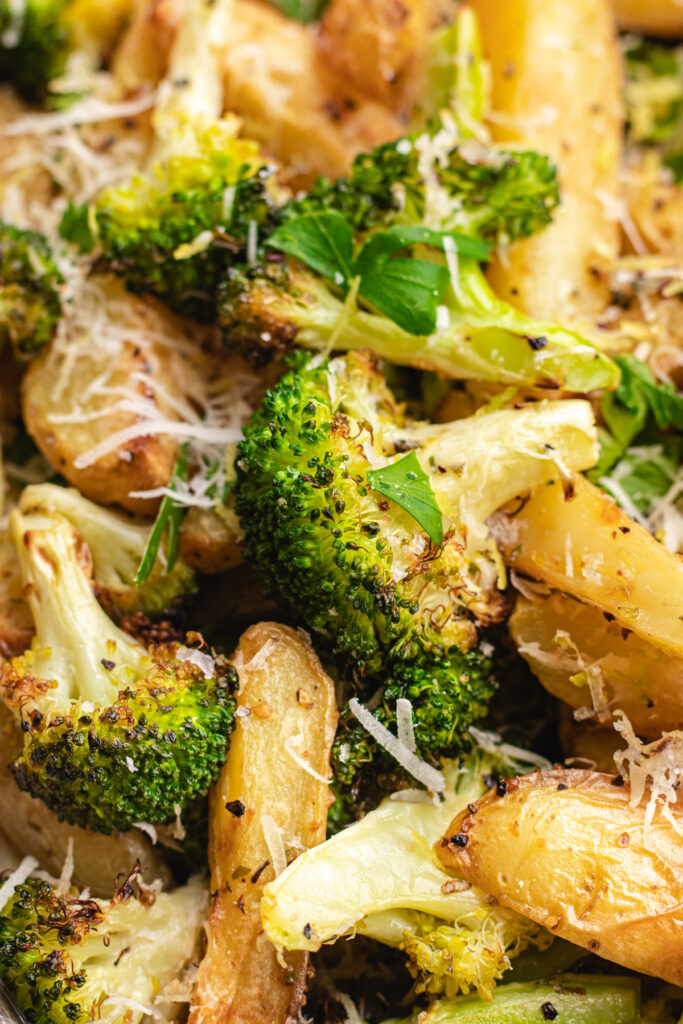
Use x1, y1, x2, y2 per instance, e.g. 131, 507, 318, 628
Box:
225, 799, 246, 817
101, 659, 116, 671
483, 773, 498, 790
235, 896, 245, 915
557, 783, 568, 791
603, 612, 615, 622
610, 776, 625, 787
541, 1002, 558, 1021
526, 335, 548, 350
250, 860, 270, 884
467, 803, 478, 814
303, 923, 313, 939
496, 779, 507, 797
618, 526, 630, 534
449, 833, 469, 848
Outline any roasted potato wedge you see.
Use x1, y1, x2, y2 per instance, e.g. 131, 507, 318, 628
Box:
469, 0, 622, 321
221, 0, 404, 183
318, 0, 428, 108
439, 768, 683, 986
614, 0, 683, 37
558, 707, 626, 773
190, 623, 337, 1024
0, 703, 173, 894
491, 474, 683, 660
179, 502, 243, 574
112, 0, 185, 90
0, 532, 32, 659
510, 590, 683, 737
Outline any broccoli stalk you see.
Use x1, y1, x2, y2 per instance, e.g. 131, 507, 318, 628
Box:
0, 220, 62, 360
382, 977, 641, 1024
0, 507, 237, 833
0, 0, 70, 103
0, 870, 207, 1024
19, 483, 196, 617
221, 249, 617, 393
262, 749, 553, 1001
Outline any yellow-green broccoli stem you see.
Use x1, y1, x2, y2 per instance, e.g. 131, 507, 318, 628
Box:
0, 872, 207, 1024
19, 483, 196, 617
220, 260, 618, 392
2, 508, 236, 833
262, 753, 550, 1001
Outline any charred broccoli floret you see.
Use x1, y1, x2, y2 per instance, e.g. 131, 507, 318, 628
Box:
0, 507, 237, 833
94, 123, 277, 321
236, 353, 598, 811
262, 748, 553, 1001
0, 0, 70, 102
19, 483, 196, 618
0, 870, 207, 1024
218, 134, 617, 392
236, 352, 598, 673
0, 220, 62, 360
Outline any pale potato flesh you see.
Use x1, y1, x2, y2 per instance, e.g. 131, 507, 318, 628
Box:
510, 590, 683, 737
190, 623, 337, 1024
490, 474, 683, 659
438, 768, 683, 986
468, 0, 622, 321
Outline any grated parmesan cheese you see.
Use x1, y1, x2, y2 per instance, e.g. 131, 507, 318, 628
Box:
284, 733, 332, 784
468, 726, 552, 770
395, 698, 416, 753
261, 815, 287, 878
177, 647, 216, 679
613, 711, 683, 840
134, 822, 159, 845
55, 837, 74, 896
0, 856, 39, 914
348, 698, 446, 793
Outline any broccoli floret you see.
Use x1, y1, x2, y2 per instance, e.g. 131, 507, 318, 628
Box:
218, 135, 616, 392
94, 123, 275, 321
236, 353, 598, 814
236, 352, 598, 674
0, 0, 70, 103
19, 483, 197, 618
0, 220, 62, 360
262, 748, 552, 1001
0, 869, 207, 1024
0, 507, 237, 833
383, 976, 641, 1023
625, 37, 683, 151
330, 648, 495, 825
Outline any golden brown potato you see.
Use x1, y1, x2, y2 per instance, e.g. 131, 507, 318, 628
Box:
469, 0, 622, 321
439, 768, 683, 986
614, 0, 683, 37
490, 474, 683, 659
510, 590, 683, 737
190, 623, 337, 1024
179, 502, 243, 574
0, 704, 173, 894
623, 157, 683, 259
558, 706, 625, 773
0, 533, 32, 659
112, 0, 185, 90
221, 0, 405, 183
318, 0, 428, 108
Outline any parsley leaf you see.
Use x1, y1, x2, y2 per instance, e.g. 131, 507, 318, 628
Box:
266, 211, 354, 285
354, 225, 491, 277
367, 450, 444, 545
58, 201, 96, 253
359, 259, 449, 337
135, 442, 189, 585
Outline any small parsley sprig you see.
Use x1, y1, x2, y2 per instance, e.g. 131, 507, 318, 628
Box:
266, 211, 491, 336
367, 450, 444, 546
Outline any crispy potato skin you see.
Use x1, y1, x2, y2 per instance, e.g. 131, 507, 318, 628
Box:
190, 623, 337, 1024
490, 474, 683, 660
510, 591, 683, 737
614, 0, 683, 37
439, 768, 683, 986
468, 0, 622, 321
179, 503, 244, 574
221, 0, 405, 184
0, 534, 33, 659
318, 0, 428, 107
0, 704, 173, 894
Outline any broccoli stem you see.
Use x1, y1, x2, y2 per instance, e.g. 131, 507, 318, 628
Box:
402, 976, 640, 1024
9, 509, 144, 704
289, 262, 618, 392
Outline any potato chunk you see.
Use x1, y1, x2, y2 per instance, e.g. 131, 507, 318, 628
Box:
490, 474, 683, 659
190, 623, 337, 1024
614, 0, 683, 37
439, 768, 683, 986
510, 590, 683, 737
468, 0, 622, 321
